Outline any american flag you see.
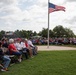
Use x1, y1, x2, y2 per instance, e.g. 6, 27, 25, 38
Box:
49, 3, 65, 13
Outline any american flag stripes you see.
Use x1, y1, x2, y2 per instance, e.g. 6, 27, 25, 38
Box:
49, 3, 65, 13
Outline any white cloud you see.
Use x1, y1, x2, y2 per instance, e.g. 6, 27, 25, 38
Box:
0, 0, 18, 6
0, 0, 76, 35
50, 0, 65, 4
49, 0, 76, 34
0, 0, 48, 32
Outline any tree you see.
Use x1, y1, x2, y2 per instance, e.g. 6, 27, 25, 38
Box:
14, 30, 21, 38
49, 30, 55, 38
0, 30, 5, 40
53, 25, 66, 37
65, 28, 75, 37
38, 28, 48, 37
53, 25, 75, 38
33, 31, 37, 36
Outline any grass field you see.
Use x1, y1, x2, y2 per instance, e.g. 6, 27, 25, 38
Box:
1, 50, 76, 75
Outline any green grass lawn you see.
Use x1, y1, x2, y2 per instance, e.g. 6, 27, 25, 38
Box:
1, 50, 76, 75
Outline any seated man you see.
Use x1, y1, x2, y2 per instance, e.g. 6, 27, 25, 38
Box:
8, 39, 22, 62
25, 38, 33, 58
14, 38, 29, 59
0, 42, 11, 71
28, 38, 38, 55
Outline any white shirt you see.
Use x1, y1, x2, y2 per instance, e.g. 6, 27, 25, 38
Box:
21, 42, 26, 48
14, 42, 22, 50
28, 40, 34, 47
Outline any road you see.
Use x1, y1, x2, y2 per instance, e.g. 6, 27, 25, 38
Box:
37, 46, 76, 51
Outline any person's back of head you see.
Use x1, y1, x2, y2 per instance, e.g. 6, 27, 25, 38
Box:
9, 39, 14, 44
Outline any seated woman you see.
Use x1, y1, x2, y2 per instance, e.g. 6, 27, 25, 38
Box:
8, 39, 22, 62
0, 42, 11, 71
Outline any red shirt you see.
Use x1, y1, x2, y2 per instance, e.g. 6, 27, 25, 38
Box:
8, 44, 17, 54
25, 42, 29, 47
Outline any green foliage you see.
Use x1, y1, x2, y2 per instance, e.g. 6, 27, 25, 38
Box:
53, 25, 75, 37
14, 30, 36, 38
38, 28, 48, 37
38, 25, 75, 38
33, 31, 37, 36
0, 30, 5, 40
53, 25, 66, 37
1, 51, 76, 75
0, 25, 75, 38
65, 28, 75, 37
38, 28, 54, 38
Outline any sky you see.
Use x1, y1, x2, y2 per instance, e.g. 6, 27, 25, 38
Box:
0, 0, 76, 34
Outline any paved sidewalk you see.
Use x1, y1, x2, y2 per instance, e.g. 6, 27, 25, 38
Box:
38, 46, 76, 51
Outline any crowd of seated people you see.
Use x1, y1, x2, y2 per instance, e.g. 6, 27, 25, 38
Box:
31, 37, 76, 45
0, 38, 38, 72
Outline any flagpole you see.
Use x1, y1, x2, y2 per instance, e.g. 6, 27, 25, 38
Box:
47, 2, 65, 48
47, 0, 50, 48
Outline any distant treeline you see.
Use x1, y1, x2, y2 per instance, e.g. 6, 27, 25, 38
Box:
0, 25, 75, 39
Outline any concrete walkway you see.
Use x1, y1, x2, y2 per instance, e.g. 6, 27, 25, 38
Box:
38, 46, 76, 51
